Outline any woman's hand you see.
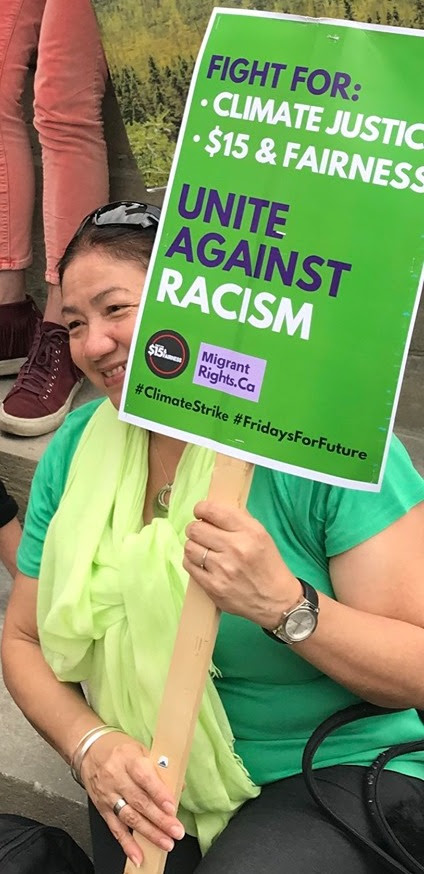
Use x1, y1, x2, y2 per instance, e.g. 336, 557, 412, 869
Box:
80, 731, 185, 867
184, 501, 301, 629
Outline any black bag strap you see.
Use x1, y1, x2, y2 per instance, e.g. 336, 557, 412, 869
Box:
302, 702, 424, 874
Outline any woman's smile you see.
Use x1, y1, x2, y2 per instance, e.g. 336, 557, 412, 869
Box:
101, 362, 127, 387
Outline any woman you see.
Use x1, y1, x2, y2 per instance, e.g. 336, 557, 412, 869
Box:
2, 201, 424, 874
0, 0, 108, 436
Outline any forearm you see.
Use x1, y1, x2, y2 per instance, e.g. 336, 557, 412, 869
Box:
294, 593, 424, 708
2, 636, 103, 764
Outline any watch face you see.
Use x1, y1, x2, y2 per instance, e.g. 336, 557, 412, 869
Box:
285, 607, 317, 641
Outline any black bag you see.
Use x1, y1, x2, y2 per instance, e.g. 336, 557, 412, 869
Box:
0, 813, 94, 874
303, 702, 424, 874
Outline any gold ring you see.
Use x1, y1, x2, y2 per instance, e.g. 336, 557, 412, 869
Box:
200, 547, 210, 570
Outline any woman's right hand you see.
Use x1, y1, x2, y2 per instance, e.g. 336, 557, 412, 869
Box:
80, 731, 185, 867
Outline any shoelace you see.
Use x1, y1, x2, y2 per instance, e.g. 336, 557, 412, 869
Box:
11, 325, 70, 395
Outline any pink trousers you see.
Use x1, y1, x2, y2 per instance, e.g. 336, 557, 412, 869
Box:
0, 0, 108, 284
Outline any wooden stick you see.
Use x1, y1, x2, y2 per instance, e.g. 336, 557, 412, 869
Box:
124, 454, 253, 874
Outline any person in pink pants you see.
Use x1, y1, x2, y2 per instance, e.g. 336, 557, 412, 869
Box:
0, 0, 109, 436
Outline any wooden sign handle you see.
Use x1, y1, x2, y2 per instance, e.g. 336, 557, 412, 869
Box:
124, 454, 253, 873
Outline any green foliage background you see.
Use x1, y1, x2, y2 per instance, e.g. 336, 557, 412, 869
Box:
92, 0, 424, 188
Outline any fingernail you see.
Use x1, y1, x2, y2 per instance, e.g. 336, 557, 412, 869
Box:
130, 856, 141, 869
160, 838, 175, 851
171, 825, 185, 840
162, 801, 176, 815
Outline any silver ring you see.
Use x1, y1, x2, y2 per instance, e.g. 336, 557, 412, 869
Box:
113, 797, 128, 817
200, 547, 210, 570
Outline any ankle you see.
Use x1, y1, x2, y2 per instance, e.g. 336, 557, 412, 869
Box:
0, 270, 27, 305
43, 283, 64, 325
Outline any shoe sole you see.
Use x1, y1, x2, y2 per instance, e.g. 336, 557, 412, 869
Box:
0, 357, 27, 377
0, 380, 84, 437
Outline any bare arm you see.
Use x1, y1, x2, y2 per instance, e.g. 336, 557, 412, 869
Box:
1, 572, 184, 865
1, 572, 102, 761
296, 501, 424, 708
185, 500, 424, 709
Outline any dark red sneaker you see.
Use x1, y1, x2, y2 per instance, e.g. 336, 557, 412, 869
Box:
0, 295, 42, 376
0, 321, 84, 436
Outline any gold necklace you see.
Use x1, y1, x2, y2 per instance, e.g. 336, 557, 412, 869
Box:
151, 434, 173, 517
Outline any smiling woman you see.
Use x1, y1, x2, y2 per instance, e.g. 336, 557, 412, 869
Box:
58, 202, 159, 406
61, 259, 145, 405
2, 200, 424, 874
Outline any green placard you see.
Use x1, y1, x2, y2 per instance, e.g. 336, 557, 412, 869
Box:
120, 10, 424, 490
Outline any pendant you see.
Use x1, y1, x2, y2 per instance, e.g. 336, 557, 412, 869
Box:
153, 483, 173, 517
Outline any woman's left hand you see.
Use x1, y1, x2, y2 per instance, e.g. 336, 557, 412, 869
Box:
184, 500, 301, 629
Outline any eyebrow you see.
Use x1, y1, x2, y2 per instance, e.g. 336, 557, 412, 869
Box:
61, 286, 133, 317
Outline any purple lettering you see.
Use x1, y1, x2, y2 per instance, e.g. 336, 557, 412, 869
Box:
165, 226, 194, 261
264, 249, 299, 285
327, 260, 352, 297
247, 197, 270, 233
197, 233, 226, 268
331, 71, 352, 99
264, 202, 290, 238
222, 239, 252, 275
178, 184, 205, 219
296, 255, 325, 292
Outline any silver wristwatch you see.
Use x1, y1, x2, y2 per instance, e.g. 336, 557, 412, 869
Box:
263, 579, 319, 645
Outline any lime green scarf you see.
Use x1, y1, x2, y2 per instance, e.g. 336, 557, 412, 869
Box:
37, 399, 259, 852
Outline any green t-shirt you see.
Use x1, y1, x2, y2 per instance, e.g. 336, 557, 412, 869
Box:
18, 399, 424, 785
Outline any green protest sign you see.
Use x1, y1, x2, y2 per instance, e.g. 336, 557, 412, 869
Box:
120, 10, 424, 490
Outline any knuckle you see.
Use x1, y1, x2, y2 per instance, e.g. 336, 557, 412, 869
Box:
222, 558, 236, 578
132, 761, 156, 793
184, 540, 194, 559
133, 794, 156, 822
194, 499, 207, 517
209, 575, 224, 599
232, 541, 244, 559
213, 572, 225, 591
124, 808, 140, 830
142, 770, 161, 798
189, 520, 201, 541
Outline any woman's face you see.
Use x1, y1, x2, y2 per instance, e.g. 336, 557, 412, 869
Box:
61, 249, 146, 409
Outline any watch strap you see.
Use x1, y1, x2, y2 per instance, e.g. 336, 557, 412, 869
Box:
298, 578, 318, 609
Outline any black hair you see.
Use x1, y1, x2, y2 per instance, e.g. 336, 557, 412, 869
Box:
57, 223, 157, 284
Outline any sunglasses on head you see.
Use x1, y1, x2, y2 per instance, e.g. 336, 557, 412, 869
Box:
74, 200, 161, 238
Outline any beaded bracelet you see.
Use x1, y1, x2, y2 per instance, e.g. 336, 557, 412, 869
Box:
71, 725, 124, 787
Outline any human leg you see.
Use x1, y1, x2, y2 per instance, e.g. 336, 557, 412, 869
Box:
195, 766, 424, 874
34, 0, 109, 288
0, 0, 108, 435
0, 0, 44, 373
0, 0, 45, 275
0, 271, 26, 304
